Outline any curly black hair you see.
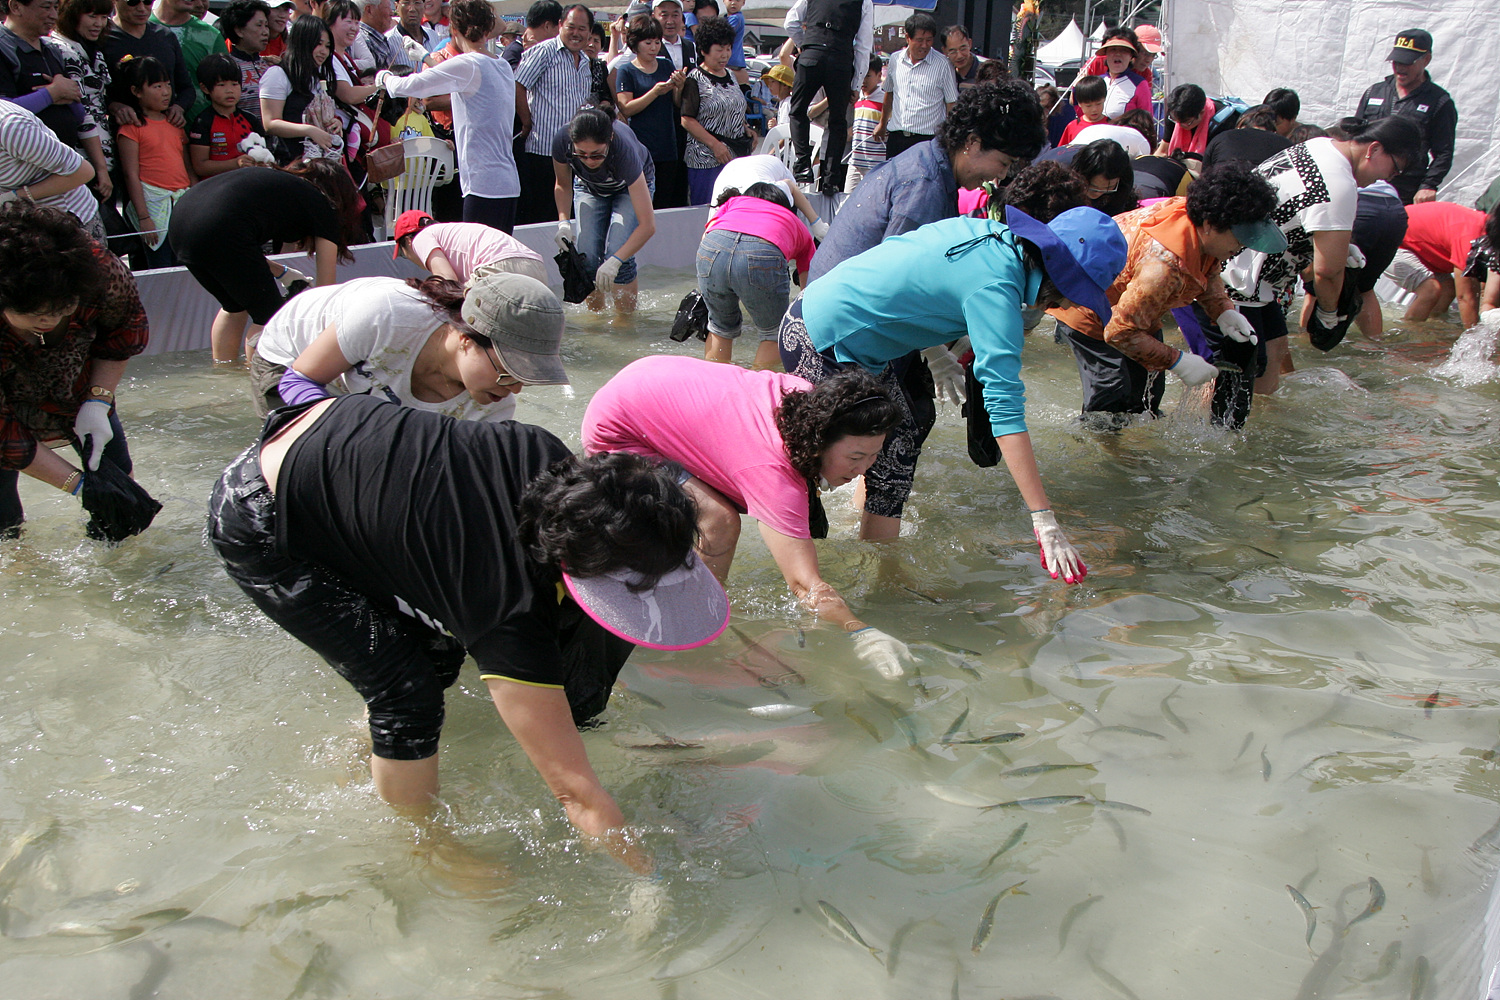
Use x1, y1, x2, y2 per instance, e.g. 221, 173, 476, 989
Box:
0, 203, 105, 315
940, 80, 1045, 159
1185, 162, 1277, 230
776, 370, 902, 482
691, 15, 735, 54
518, 451, 697, 588
1002, 161, 1087, 223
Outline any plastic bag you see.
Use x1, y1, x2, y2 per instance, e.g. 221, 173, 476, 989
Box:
81, 455, 161, 543
669, 288, 710, 342
553, 237, 595, 304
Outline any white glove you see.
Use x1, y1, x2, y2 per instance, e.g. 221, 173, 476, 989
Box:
276, 265, 308, 290
74, 399, 113, 471
623, 877, 667, 944
1313, 304, 1344, 328
1030, 509, 1087, 584
595, 254, 623, 290
850, 627, 913, 680
555, 219, 573, 252
810, 217, 829, 241
921, 344, 966, 407
1346, 244, 1367, 269
1170, 349, 1218, 386
374, 69, 396, 94
1480, 308, 1500, 331
1216, 310, 1258, 344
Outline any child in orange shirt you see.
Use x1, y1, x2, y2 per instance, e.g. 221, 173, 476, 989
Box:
1057, 75, 1108, 147
117, 55, 195, 268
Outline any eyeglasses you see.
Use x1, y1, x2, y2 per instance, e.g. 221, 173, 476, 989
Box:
483, 346, 525, 389
571, 147, 608, 163
1084, 181, 1119, 197
121, 0, 148, 6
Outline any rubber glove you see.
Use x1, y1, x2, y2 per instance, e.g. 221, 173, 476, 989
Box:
1481, 308, 1500, 330
850, 626, 913, 679
623, 876, 668, 943
1313, 303, 1345, 328
1031, 509, 1087, 584
1170, 350, 1218, 386
810, 216, 829, 241
595, 254, 623, 291
374, 69, 395, 94
73, 399, 112, 471
555, 219, 574, 252
1346, 244, 1366, 269
921, 344, 966, 407
0, 188, 17, 206
1216, 310, 1258, 344
276, 264, 308, 290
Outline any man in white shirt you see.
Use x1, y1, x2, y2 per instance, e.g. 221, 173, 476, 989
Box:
654, 0, 694, 72
875, 11, 956, 160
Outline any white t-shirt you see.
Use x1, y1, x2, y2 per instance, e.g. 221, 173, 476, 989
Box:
383, 51, 519, 198
1070, 123, 1150, 159
258, 64, 291, 101
1223, 137, 1358, 304
255, 277, 518, 422
710, 153, 796, 209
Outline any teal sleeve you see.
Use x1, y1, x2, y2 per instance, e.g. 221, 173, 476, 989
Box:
964, 279, 1029, 437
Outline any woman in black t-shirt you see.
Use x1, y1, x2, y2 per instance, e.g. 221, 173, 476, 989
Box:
168, 159, 363, 363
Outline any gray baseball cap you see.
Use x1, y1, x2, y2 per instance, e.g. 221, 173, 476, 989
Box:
460, 273, 569, 386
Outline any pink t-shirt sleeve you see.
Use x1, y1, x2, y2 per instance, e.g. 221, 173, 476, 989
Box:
409, 228, 460, 280
735, 462, 812, 538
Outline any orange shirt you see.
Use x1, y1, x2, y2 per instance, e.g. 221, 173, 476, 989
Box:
119, 116, 192, 191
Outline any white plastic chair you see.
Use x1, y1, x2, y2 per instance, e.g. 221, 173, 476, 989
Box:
763, 121, 823, 187
382, 136, 456, 237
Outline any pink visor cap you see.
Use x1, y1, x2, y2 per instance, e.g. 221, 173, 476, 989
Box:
563, 552, 730, 650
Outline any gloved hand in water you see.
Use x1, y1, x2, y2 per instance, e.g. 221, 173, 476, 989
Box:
73, 399, 112, 471
624, 875, 668, 943
1216, 310, 1258, 345
850, 626, 914, 679
595, 254, 623, 292
1031, 509, 1087, 584
80, 454, 161, 543
555, 219, 574, 253
921, 343, 967, 407
1170, 349, 1218, 386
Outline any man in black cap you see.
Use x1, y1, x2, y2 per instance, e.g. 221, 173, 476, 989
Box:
1354, 29, 1456, 205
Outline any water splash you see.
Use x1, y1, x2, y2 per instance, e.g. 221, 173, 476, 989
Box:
1433, 312, 1500, 385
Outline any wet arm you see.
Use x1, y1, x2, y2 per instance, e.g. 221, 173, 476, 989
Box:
996, 431, 1050, 513
1308, 229, 1351, 312
1454, 272, 1480, 329
758, 525, 863, 631
611, 175, 655, 261
485, 678, 650, 873
1483, 271, 1500, 312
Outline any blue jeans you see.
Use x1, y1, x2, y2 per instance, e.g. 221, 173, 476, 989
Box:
574, 182, 643, 285
0, 408, 131, 535
695, 228, 790, 340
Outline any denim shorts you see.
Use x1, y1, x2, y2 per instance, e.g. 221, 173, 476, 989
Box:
696, 228, 791, 340
574, 182, 645, 285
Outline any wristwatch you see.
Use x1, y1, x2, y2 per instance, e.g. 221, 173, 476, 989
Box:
87, 385, 115, 405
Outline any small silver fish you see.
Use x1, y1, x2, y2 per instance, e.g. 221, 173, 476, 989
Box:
1286, 884, 1317, 950
1261, 745, 1272, 782
886, 918, 920, 978
1160, 686, 1189, 734
942, 702, 971, 744
746, 703, 811, 720
1410, 955, 1430, 1000
979, 795, 1087, 813
978, 822, 1028, 873
1366, 940, 1400, 982
1234, 731, 1256, 761
1088, 724, 1168, 741
1329, 722, 1420, 742
944, 732, 1025, 746
1058, 894, 1102, 952
1001, 762, 1097, 779
1092, 799, 1151, 816
816, 900, 883, 963
1344, 877, 1384, 935
845, 703, 882, 742
971, 880, 1027, 955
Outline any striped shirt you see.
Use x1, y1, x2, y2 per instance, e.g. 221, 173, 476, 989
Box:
885, 47, 957, 135
0, 102, 97, 227
515, 37, 594, 157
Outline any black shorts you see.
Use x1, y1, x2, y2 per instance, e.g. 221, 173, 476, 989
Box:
174, 239, 288, 326
1352, 191, 1409, 293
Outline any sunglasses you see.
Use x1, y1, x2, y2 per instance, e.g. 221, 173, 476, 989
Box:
483, 346, 525, 389
571, 147, 608, 163
121, 0, 149, 6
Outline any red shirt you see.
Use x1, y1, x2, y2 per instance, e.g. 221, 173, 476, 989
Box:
1058, 116, 1105, 147
1402, 201, 1487, 273
262, 33, 286, 60
189, 108, 259, 161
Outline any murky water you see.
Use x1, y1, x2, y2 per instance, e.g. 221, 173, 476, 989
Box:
4, 272, 1500, 1000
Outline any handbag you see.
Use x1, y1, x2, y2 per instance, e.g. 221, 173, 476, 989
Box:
709, 129, 753, 158
669, 288, 710, 342
365, 140, 406, 184
553, 237, 595, 303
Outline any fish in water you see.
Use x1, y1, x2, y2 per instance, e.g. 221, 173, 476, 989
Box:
746, 703, 811, 720
1285, 884, 1317, 949
1422, 690, 1441, 719
626, 736, 706, 751
1160, 686, 1189, 734
1410, 955, 1430, 1000
1001, 762, 1098, 779
900, 585, 942, 604
1058, 894, 1103, 952
1365, 940, 1400, 982
979, 795, 1087, 813
1088, 725, 1168, 742
942, 702, 971, 744
971, 880, 1027, 955
1261, 745, 1272, 782
1344, 877, 1384, 935
886, 917, 921, 979
1234, 731, 1255, 762
978, 823, 1028, 873
944, 732, 1025, 746
1092, 799, 1151, 816
845, 703, 882, 742
815, 900, 883, 963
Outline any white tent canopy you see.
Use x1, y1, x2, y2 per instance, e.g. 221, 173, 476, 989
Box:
1036, 18, 1085, 68
1163, 0, 1500, 207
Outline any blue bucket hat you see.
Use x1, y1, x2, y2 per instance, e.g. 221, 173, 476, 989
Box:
1004, 205, 1127, 326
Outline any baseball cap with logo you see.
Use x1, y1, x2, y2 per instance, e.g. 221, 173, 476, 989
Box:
1388, 29, 1432, 65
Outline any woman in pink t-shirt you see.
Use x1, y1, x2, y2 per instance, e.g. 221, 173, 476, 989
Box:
696, 182, 815, 369
584, 356, 919, 679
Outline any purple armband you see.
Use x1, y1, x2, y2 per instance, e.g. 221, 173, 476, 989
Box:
5, 91, 53, 117
277, 368, 333, 406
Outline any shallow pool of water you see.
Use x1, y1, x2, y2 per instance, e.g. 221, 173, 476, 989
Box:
3, 272, 1500, 1000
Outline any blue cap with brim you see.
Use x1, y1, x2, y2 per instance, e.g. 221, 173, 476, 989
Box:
1004, 205, 1127, 327
1231, 218, 1287, 255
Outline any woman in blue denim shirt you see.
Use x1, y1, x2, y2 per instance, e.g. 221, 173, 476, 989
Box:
551, 105, 656, 320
